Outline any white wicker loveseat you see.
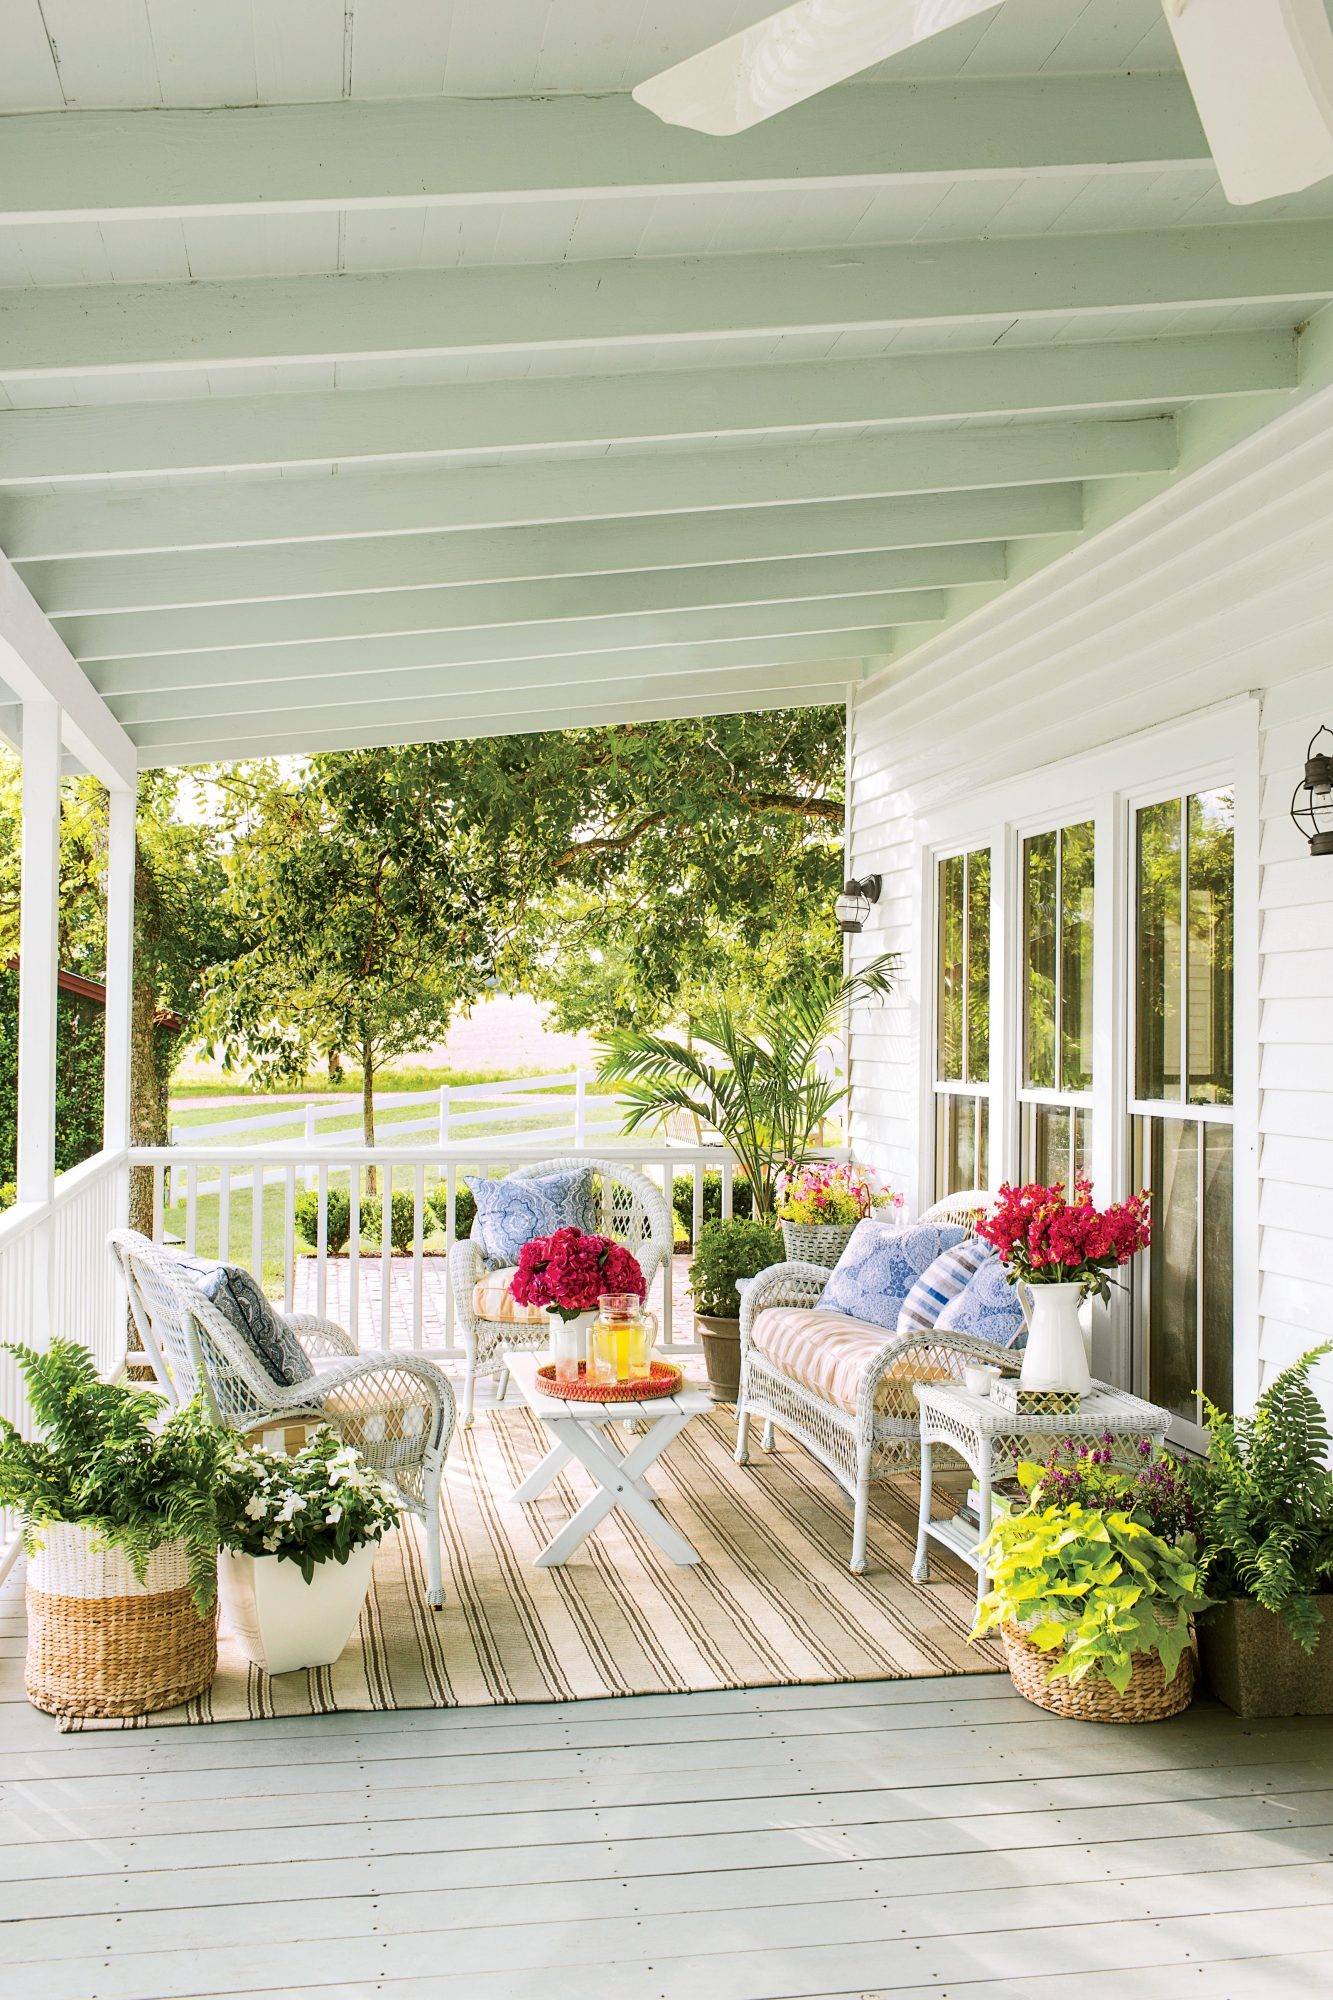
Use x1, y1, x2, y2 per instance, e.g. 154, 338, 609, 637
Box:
111, 1229, 456, 1607
448, 1157, 674, 1426
735, 1190, 1019, 1572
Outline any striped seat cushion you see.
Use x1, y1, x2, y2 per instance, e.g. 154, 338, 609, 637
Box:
750, 1307, 952, 1419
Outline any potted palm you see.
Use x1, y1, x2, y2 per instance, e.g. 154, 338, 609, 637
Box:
598, 955, 897, 1222
688, 1217, 783, 1401
1190, 1347, 1333, 1717
216, 1427, 401, 1675
0, 1340, 226, 1718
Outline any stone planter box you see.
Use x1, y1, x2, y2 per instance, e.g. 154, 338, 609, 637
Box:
1198, 1597, 1333, 1717
696, 1314, 741, 1403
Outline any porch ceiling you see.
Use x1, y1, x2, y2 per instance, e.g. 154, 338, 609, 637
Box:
1, 1, 1332, 768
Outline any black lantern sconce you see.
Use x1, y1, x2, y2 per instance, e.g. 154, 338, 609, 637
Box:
836, 873, 882, 934
1291, 726, 1333, 856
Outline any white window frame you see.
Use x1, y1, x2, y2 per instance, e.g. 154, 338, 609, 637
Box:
1013, 813, 1097, 1189
926, 838, 1000, 1199
917, 698, 1259, 1409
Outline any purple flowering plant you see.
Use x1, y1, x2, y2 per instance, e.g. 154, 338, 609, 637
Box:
1021, 1431, 1196, 1543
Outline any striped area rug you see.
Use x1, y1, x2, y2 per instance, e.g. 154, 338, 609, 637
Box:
73, 1405, 999, 1729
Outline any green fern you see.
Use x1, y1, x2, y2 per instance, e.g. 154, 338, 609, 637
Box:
1191, 1346, 1333, 1651
0, 1339, 230, 1613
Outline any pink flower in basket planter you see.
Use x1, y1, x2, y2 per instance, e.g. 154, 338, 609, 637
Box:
510, 1227, 646, 1321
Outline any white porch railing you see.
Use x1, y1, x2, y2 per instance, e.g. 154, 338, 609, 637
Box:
131, 1140, 793, 1358
0, 1146, 129, 1566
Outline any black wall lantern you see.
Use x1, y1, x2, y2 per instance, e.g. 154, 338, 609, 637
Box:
1291, 726, 1333, 856
836, 873, 882, 934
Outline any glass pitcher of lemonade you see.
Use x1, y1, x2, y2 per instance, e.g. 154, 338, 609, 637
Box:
588, 1294, 659, 1386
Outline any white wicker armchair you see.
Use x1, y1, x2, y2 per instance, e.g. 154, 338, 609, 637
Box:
448, 1158, 674, 1426
734, 1190, 1018, 1572
110, 1230, 456, 1608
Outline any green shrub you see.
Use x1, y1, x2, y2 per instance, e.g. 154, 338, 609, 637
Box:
294, 1186, 351, 1254
688, 1217, 782, 1319
671, 1170, 754, 1239
361, 1188, 417, 1254
425, 1181, 477, 1240
1189, 1345, 1333, 1651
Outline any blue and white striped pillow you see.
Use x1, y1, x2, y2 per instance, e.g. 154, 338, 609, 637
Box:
896, 1237, 994, 1335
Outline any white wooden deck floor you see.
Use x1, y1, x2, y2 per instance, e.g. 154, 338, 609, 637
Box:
2, 1563, 1332, 2000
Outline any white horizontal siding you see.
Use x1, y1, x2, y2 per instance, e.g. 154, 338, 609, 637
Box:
847, 381, 1333, 1416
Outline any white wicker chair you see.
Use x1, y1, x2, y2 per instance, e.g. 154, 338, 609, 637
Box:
110, 1229, 456, 1608
448, 1158, 674, 1427
734, 1190, 1019, 1572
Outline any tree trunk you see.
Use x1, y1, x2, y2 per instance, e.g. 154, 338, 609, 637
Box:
327, 1047, 343, 1083
127, 975, 171, 1236
361, 1033, 376, 1195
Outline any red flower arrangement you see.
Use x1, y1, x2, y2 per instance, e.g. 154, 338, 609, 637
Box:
510, 1227, 646, 1321
977, 1177, 1152, 1301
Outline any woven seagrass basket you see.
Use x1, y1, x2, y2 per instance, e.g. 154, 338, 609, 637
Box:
24, 1521, 217, 1718
1002, 1622, 1195, 1724
780, 1220, 856, 1268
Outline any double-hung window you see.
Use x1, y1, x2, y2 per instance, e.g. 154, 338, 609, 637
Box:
1131, 789, 1235, 1434
934, 847, 991, 1195
1019, 821, 1094, 1186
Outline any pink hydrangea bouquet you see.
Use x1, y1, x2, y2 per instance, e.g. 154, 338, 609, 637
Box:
776, 1160, 901, 1228
977, 1177, 1152, 1302
510, 1226, 646, 1321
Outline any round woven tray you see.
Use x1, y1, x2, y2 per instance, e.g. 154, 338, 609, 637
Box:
1002, 1622, 1195, 1724
537, 1360, 683, 1402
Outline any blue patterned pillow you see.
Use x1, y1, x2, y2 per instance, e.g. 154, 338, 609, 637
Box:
817, 1220, 966, 1332
896, 1236, 993, 1334
466, 1168, 596, 1267
178, 1256, 309, 1387
935, 1256, 1029, 1349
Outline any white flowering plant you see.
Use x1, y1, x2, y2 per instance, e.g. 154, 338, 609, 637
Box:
216, 1428, 401, 1583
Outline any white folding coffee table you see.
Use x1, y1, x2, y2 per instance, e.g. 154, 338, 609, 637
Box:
504, 1347, 713, 1568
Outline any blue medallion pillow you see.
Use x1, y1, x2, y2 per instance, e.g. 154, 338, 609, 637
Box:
896, 1235, 993, 1334
177, 1255, 309, 1387
817, 1220, 966, 1333
466, 1167, 597, 1267
935, 1253, 1029, 1349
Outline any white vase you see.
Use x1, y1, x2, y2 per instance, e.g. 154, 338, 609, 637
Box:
217, 1539, 380, 1676
1019, 1281, 1093, 1397
545, 1306, 596, 1384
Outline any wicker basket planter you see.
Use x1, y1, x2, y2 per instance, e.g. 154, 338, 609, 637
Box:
25, 1522, 217, 1718
780, 1220, 855, 1268
1001, 1621, 1195, 1724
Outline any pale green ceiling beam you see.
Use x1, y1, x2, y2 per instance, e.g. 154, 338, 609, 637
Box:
4, 424, 1160, 564
66, 548, 1001, 668
107, 626, 895, 726
1, 226, 1327, 384
129, 659, 863, 765
22, 489, 1071, 620
0, 78, 1210, 227
87, 592, 933, 702
0, 333, 1289, 486
138, 673, 856, 767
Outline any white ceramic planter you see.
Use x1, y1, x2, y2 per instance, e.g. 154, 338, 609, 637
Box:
217, 1539, 380, 1675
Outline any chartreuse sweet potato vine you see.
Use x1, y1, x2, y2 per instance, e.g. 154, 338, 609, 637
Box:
972, 1462, 1211, 1694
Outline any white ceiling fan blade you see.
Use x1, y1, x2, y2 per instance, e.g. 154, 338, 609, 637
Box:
632, 0, 1005, 137
1162, 0, 1333, 204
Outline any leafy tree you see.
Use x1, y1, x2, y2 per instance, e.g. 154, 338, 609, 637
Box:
201, 753, 495, 1153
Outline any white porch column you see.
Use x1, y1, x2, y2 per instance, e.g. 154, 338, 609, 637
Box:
102, 782, 136, 1157
15, 700, 61, 1208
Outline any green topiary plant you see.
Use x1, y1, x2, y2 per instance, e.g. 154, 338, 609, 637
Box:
0, 1340, 228, 1612
294, 1185, 351, 1254
671, 1170, 754, 1239
1189, 1345, 1333, 1651
688, 1217, 782, 1320
425, 1182, 477, 1240
973, 1464, 1210, 1695
360, 1189, 416, 1253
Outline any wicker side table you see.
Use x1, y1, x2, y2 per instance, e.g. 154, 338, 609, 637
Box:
911, 1380, 1172, 1611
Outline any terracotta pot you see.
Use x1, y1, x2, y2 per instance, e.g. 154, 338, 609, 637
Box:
1198, 1597, 1333, 1717
696, 1314, 741, 1402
